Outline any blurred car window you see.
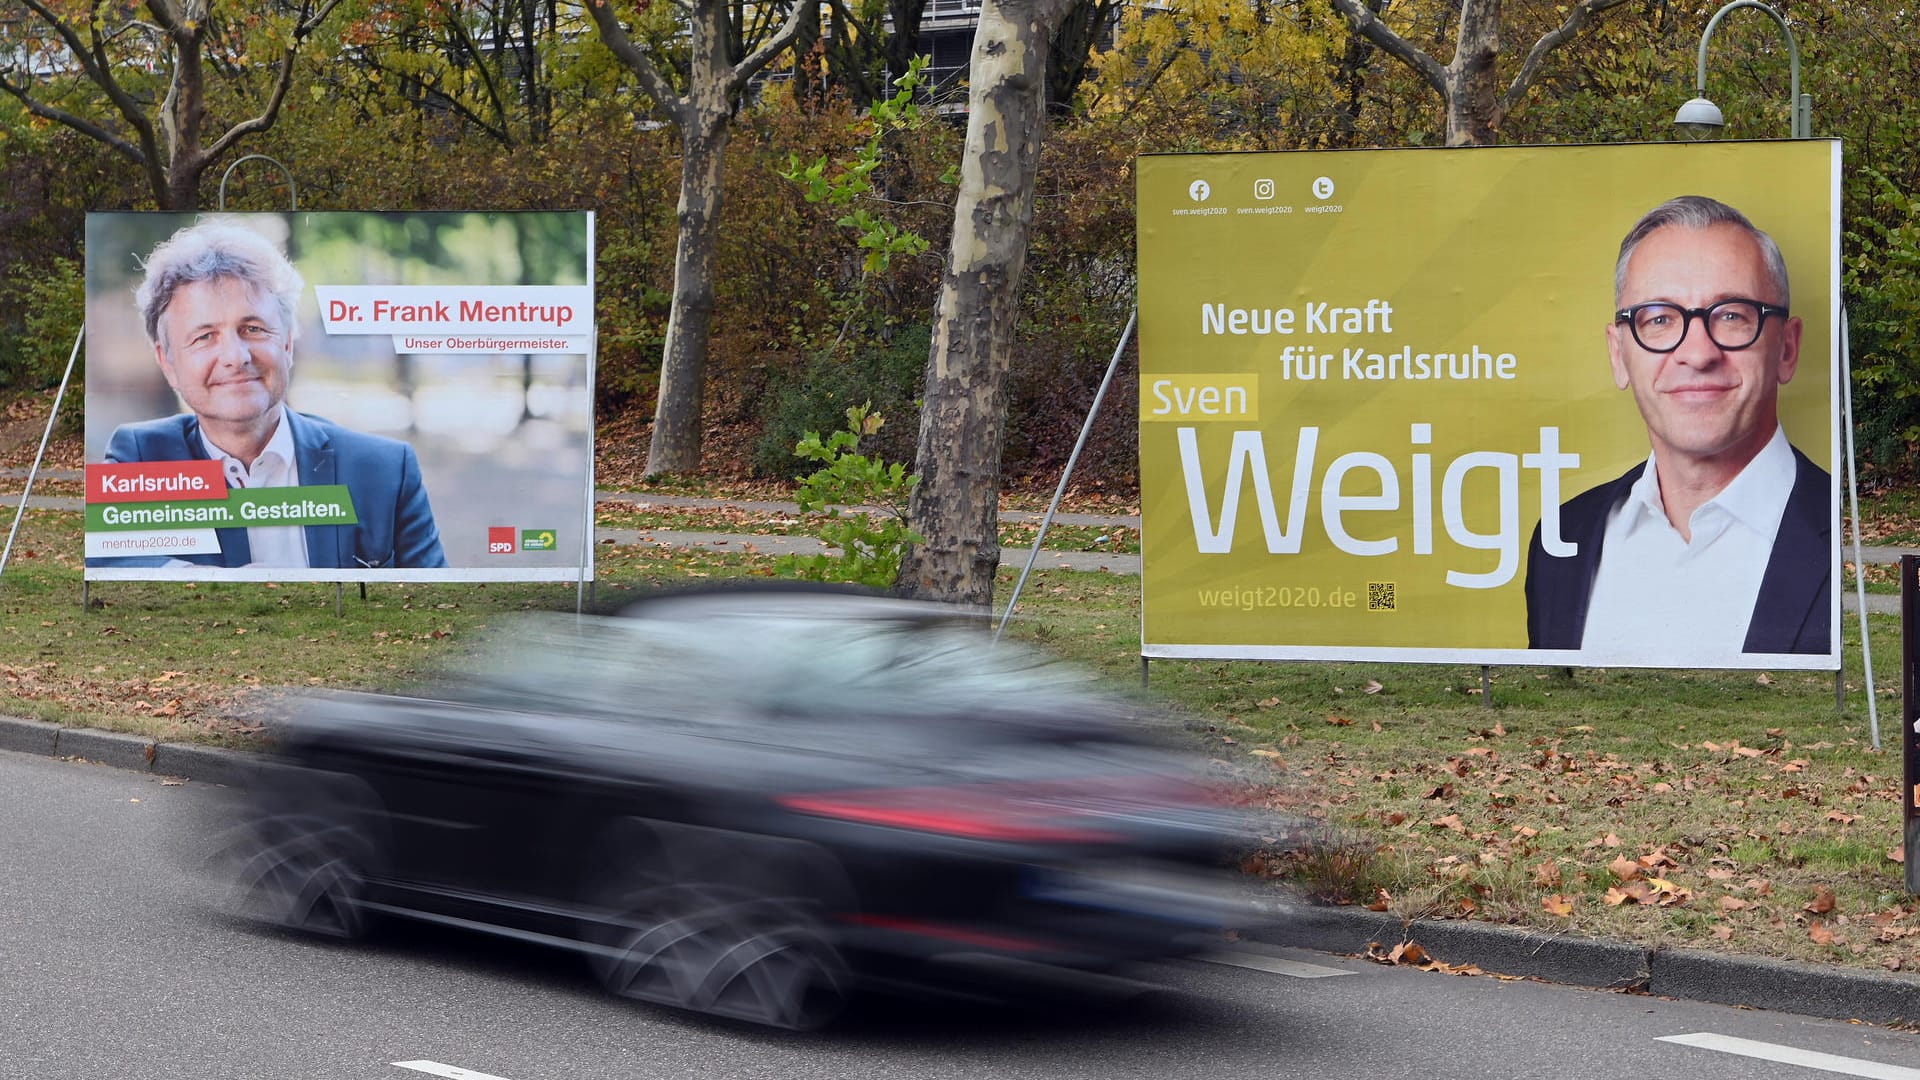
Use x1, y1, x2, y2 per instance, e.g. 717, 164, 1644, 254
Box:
460, 606, 1112, 730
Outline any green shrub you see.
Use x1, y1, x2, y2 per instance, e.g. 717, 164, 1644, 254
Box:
750, 324, 927, 478
776, 403, 924, 589
0, 256, 84, 390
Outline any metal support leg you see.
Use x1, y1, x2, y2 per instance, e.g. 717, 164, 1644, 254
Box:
335, 583, 343, 618
1481, 665, 1492, 708
1141, 656, 1150, 689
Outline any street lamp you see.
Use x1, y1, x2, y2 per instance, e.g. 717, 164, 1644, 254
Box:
1674, 0, 1812, 138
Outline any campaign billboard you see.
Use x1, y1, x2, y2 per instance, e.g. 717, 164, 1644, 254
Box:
83, 211, 595, 583
1137, 142, 1841, 669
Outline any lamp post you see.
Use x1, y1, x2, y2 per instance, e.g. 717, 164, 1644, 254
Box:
1674, 0, 1812, 138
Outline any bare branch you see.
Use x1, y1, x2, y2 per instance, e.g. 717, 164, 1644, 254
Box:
1496, 0, 1633, 125
445, 6, 517, 146
584, 0, 688, 124
0, 71, 145, 161
729, 0, 814, 93
202, 0, 347, 161
16, 0, 164, 173
1326, 0, 1446, 97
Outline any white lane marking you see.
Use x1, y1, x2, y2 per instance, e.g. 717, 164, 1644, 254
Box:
1657, 1033, 1920, 1080
1197, 950, 1353, 978
392, 1062, 520, 1080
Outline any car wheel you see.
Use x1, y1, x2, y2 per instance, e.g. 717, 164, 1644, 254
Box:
225, 813, 371, 940
587, 883, 847, 1031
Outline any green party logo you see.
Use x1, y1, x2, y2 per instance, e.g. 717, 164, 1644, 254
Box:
521, 529, 557, 551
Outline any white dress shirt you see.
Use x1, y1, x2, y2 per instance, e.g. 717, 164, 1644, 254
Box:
198, 406, 311, 568
1581, 426, 1797, 663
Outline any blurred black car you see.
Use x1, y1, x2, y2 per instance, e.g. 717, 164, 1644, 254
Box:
222, 587, 1292, 1029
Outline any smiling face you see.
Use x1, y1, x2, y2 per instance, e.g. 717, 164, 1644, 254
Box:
1607, 222, 1802, 477
153, 275, 294, 430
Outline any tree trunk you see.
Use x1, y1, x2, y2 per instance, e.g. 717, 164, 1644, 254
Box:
896, 0, 1076, 607
1445, 0, 1501, 147
645, 113, 731, 475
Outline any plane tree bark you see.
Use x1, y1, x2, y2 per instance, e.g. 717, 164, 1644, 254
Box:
585, 0, 813, 476
0, 0, 345, 210
894, 0, 1081, 607
1327, 0, 1631, 146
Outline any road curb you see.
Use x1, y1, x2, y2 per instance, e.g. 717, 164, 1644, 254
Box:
1649, 947, 1920, 1028
1252, 906, 1920, 1028
0, 713, 251, 786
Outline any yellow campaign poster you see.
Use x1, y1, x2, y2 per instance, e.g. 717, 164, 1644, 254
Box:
1137, 142, 1841, 670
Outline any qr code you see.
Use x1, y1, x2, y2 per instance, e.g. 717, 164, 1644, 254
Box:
1368, 582, 1396, 611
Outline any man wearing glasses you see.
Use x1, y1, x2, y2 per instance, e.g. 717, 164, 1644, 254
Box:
90, 220, 446, 569
1525, 195, 1829, 657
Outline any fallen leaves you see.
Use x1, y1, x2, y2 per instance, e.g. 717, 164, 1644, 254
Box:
1363, 940, 1486, 977
1541, 894, 1575, 917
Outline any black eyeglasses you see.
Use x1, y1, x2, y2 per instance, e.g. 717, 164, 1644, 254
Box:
1613, 299, 1789, 353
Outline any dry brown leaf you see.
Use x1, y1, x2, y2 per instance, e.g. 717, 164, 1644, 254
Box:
1603, 887, 1632, 907
1809, 921, 1837, 946
1363, 680, 1383, 695
1387, 942, 1428, 966
1429, 814, 1466, 833
1648, 879, 1691, 906
1533, 860, 1562, 888
1609, 855, 1643, 882
1890, 845, 1906, 865
1717, 896, 1749, 912
1325, 715, 1354, 727
1256, 696, 1280, 708
1541, 894, 1575, 917
1367, 888, 1392, 912
1805, 888, 1837, 915
1712, 925, 1735, 941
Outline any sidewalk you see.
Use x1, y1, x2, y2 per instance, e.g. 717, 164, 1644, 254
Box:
9, 479, 1911, 608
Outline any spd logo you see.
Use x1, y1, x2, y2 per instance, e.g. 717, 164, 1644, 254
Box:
488, 526, 516, 554
521, 529, 557, 552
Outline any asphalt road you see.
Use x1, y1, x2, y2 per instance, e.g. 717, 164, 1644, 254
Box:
6, 748, 1920, 1080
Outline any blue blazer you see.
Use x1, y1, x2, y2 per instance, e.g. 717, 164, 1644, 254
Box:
91, 411, 447, 570
1524, 446, 1831, 655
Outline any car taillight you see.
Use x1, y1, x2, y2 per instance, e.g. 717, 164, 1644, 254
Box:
778, 784, 1136, 843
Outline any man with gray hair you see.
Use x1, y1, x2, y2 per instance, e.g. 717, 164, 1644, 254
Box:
1525, 195, 1831, 659
92, 219, 446, 569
